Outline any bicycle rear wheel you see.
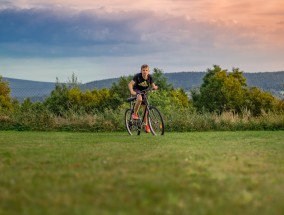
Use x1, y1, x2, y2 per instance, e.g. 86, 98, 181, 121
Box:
148, 106, 165, 135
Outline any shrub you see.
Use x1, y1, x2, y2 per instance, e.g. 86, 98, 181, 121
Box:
0, 76, 13, 111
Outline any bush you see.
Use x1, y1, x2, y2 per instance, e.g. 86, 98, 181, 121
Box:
0, 76, 13, 111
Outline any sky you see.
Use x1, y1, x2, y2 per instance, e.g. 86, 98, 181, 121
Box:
1, 0, 284, 83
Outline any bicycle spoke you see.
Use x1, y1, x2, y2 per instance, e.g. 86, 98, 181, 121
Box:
125, 108, 142, 135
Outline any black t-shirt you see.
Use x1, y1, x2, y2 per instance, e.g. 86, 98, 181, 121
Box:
132, 73, 154, 91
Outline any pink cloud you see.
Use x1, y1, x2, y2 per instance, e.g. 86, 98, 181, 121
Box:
1, 0, 283, 81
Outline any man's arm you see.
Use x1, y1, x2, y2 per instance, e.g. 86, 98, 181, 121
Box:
151, 83, 158, 90
128, 80, 137, 96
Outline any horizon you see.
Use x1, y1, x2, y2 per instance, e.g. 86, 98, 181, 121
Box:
3, 69, 284, 84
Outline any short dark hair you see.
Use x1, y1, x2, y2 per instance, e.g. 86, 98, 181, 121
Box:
141, 64, 149, 71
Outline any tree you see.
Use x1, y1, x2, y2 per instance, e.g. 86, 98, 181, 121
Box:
67, 72, 81, 88
44, 83, 69, 115
110, 75, 133, 101
152, 68, 174, 91
247, 87, 278, 116
169, 88, 189, 108
221, 67, 248, 113
110, 75, 133, 108
192, 65, 248, 114
0, 76, 13, 111
191, 65, 283, 116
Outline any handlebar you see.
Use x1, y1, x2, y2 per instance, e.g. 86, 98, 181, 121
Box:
127, 88, 157, 102
136, 88, 155, 95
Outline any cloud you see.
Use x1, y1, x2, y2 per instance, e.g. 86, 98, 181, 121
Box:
0, 0, 283, 83
0, 8, 137, 43
1, 6, 272, 59
0, 7, 140, 56
0, 8, 166, 57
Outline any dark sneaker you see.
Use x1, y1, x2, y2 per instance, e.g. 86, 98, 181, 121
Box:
132, 114, 139, 120
145, 125, 151, 133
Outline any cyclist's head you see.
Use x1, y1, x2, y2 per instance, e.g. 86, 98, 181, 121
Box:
141, 64, 150, 77
141, 64, 149, 72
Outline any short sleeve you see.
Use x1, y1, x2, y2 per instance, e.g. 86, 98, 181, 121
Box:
149, 75, 154, 85
132, 73, 139, 83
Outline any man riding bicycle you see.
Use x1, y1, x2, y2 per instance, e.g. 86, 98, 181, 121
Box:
128, 64, 158, 133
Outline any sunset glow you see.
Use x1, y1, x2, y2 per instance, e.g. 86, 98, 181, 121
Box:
1, 0, 283, 82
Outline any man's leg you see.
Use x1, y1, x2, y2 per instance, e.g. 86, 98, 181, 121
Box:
142, 105, 150, 133
133, 94, 142, 119
142, 105, 148, 125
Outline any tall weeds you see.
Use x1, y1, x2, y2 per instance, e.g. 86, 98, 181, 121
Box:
1, 107, 283, 132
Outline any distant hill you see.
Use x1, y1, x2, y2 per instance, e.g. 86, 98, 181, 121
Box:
243, 72, 284, 91
83, 71, 284, 98
84, 71, 284, 90
3, 71, 284, 101
81, 78, 119, 90
3, 77, 55, 102
164, 72, 204, 89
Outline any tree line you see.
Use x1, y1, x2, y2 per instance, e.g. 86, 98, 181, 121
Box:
1, 65, 284, 131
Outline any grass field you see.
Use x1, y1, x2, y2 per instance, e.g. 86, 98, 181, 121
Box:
0, 131, 284, 215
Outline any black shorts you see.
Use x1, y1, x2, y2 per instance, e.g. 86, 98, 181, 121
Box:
134, 89, 146, 105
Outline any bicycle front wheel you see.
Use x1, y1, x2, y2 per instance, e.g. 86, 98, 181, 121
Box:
148, 106, 165, 135
125, 108, 135, 135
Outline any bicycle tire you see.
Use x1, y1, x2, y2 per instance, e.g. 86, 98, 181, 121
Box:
125, 108, 134, 135
148, 106, 165, 135
125, 108, 142, 135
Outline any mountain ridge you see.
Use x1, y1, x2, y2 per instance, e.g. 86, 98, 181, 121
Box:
3, 71, 284, 101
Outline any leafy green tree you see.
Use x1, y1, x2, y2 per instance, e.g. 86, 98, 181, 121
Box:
191, 65, 283, 116
247, 87, 278, 116
44, 83, 69, 115
276, 99, 284, 113
192, 65, 248, 114
221, 67, 248, 113
148, 90, 172, 113
109, 76, 133, 110
110, 75, 133, 103
192, 65, 227, 113
0, 76, 13, 111
169, 88, 189, 108
152, 68, 174, 91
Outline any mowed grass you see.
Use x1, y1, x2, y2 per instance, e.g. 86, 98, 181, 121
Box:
0, 131, 284, 215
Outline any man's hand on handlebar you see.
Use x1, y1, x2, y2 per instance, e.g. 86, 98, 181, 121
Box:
152, 85, 158, 90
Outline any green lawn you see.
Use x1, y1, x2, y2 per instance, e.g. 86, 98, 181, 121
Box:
0, 131, 284, 215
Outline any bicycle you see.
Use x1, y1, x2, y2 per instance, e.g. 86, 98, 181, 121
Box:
124, 89, 165, 135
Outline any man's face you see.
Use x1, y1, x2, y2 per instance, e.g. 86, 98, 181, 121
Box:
141, 67, 149, 77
